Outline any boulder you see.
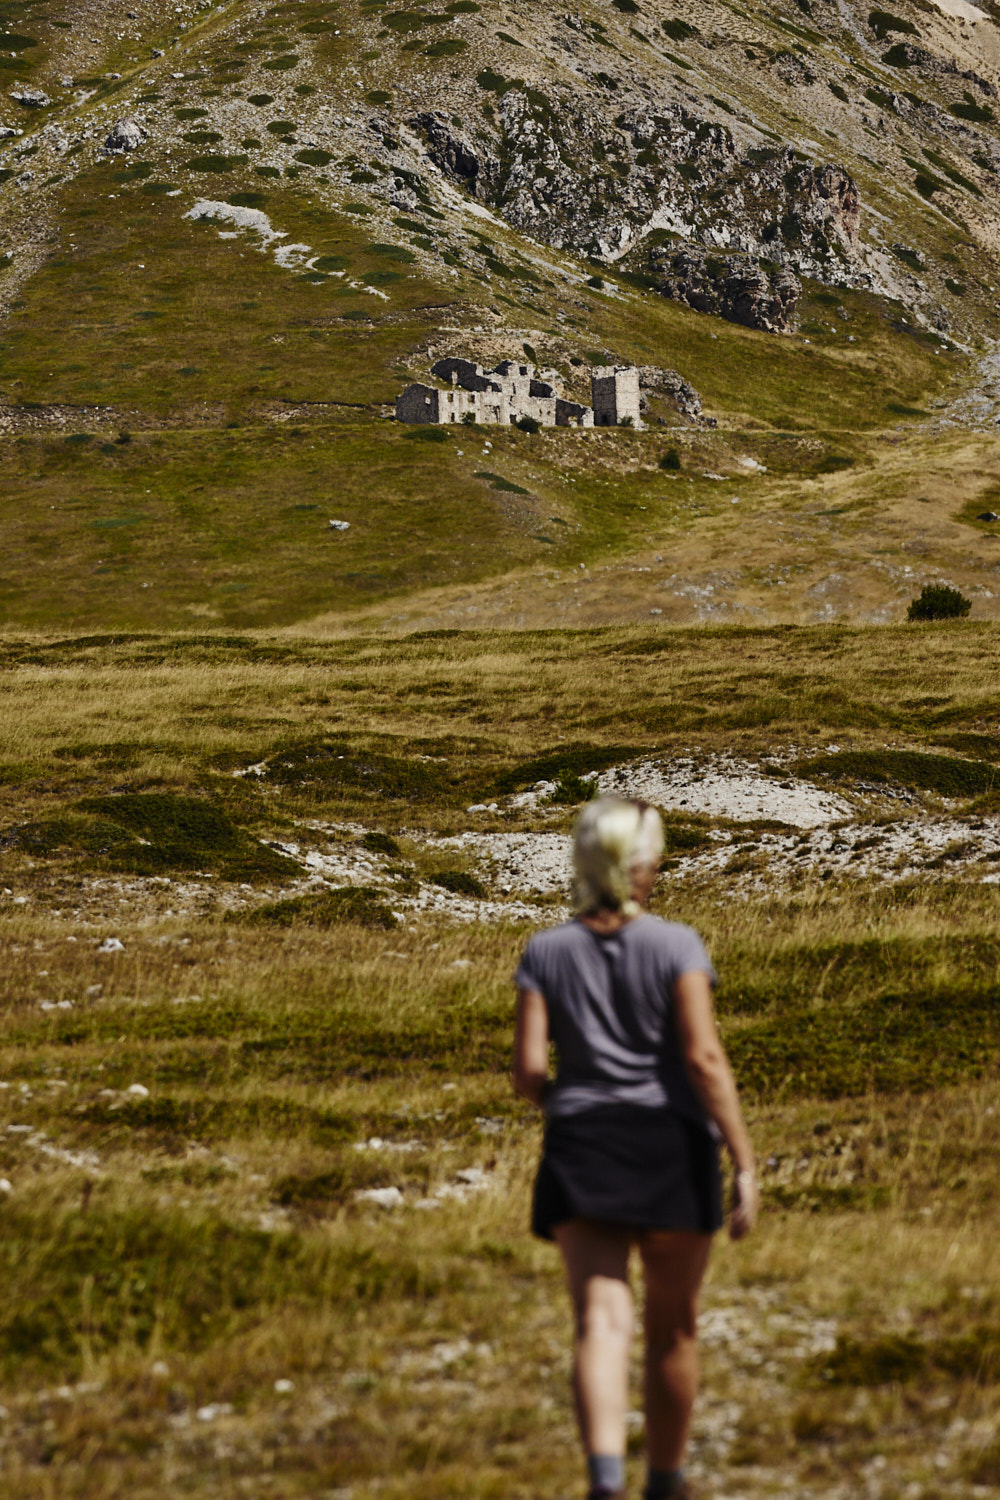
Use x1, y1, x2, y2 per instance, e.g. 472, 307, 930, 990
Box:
104, 117, 148, 154
9, 86, 51, 109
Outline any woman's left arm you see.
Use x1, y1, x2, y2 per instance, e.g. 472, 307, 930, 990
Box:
513, 986, 550, 1107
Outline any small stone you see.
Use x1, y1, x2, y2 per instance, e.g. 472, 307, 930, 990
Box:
328, 519, 350, 531
196, 1403, 233, 1422
354, 1186, 404, 1208
977, 511, 999, 521
126, 1083, 150, 1098
152, 48, 165, 57
98, 937, 125, 953
0, 1179, 11, 1194
273, 1378, 295, 1393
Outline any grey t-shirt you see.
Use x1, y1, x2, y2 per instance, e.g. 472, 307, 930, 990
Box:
516, 914, 717, 1123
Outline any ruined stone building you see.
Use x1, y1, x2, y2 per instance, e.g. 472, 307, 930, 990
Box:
591, 365, 642, 427
395, 359, 642, 429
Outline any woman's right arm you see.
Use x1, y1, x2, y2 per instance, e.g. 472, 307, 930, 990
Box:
673, 968, 758, 1239
513, 985, 550, 1108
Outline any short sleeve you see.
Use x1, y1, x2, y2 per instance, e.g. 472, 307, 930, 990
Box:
515, 935, 545, 993
671, 924, 718, 988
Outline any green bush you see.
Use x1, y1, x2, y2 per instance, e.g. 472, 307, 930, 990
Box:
515, 415, 541, 434
430, 869, 486, 897
950, 98, 993, 123
238, 885, 399, 929
659, 449, 681, 470
881, 43, 915, 66
362, 830, 402, 856
550, 769, 598, 804
867, 7, 916, 38
907, 584, 971, 621
662, 16, 698, 39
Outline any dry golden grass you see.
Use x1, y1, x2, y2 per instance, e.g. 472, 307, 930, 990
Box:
1, 625, 1000, 1496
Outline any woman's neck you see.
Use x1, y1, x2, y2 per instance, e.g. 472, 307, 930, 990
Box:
580, 908, 640, 934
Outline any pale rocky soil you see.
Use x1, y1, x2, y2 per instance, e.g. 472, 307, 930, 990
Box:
10, 753, 997, 928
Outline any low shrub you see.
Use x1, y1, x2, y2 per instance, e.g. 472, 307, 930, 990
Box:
659, 448, 681, 470
907, 584, 971, 621
430, 868, 486, 898
549, 768, 598, 804
867, 7, 916, 39
515, 415, 541, 434
362, 830, 402, 856
237, 886, 399, 929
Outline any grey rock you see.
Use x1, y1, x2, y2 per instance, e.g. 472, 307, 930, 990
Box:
104, 117, 148, 154
880, 40, 996, 96
893, 242, 925, 268
9, 86, 51, 109
409, 111, 501, 202
647, 246, 802, 333
637, 365, 705, 420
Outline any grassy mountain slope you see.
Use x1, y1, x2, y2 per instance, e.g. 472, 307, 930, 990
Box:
2, 0, 1000, 627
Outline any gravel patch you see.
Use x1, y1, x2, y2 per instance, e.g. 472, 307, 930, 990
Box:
596, 756, 853, 828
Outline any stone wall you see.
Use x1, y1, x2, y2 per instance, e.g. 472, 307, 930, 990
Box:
396, 383, 440, 423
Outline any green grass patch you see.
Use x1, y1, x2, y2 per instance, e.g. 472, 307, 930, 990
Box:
792, 749, 998, 798
474, 470, 530, 495
233, 885, 399, 929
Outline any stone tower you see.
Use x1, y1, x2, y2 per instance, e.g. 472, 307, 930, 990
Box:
591, 366, 642, 428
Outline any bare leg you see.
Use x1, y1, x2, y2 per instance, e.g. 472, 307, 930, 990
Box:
638, 1231, 713, 1471
554, 1219, 635, 1461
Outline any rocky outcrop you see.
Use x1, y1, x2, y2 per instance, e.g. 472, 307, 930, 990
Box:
637, 366, 705, 420
647, 248, 801, 332
881, 42, 997, 96
775, 161, 861, 260
409, 90, 861, 299
409, 112, 500, 202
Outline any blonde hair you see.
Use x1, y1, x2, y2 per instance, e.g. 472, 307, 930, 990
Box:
573, 797, 665, 917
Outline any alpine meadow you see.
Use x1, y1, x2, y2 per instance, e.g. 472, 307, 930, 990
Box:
3, 0, 1000, 1495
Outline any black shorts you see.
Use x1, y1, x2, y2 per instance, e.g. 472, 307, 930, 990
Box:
531, 1103, 723, 1242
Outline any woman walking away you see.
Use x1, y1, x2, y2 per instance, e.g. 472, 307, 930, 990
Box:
514, 797, 757, 1500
